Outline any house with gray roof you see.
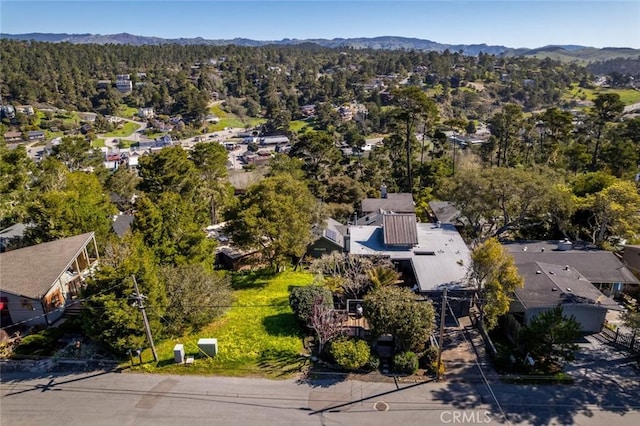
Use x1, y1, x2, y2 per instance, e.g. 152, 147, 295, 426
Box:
347, 215, 472, 299
307, 218, 347, 258
510, 261, 620, 333
0, 232, 99, 328
361, 191, 415, 215
503, 240, 640, 297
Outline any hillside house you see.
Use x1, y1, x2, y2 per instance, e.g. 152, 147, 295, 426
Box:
0, 232, 99, 328
26, 130, 45, 141
3, 131, 23, 143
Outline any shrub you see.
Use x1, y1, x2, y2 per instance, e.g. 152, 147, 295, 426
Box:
393, 351, 419, 375
289, 285, 332, 325
419, 346, 438, 369
366, 353, 380, 371
13, 328, 63, 357
330, 338, 371, 371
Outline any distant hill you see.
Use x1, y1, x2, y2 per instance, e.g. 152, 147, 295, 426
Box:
502, 46, 640, 63
1, 32, 638, 61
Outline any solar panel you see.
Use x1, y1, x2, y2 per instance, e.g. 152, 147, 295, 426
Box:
326, 229, 338, 242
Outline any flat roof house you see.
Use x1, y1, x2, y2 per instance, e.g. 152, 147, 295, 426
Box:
0, 232, 99, 328
347, 215, 472, 292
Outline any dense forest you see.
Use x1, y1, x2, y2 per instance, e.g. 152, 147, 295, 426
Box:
1, 40, 639, 355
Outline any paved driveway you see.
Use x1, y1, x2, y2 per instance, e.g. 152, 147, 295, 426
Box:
565, 334, 639, 384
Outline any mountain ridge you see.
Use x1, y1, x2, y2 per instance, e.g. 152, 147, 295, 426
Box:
2, 32, 638, 61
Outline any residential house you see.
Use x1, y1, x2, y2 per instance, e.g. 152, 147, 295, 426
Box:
26, 130, 45, 141
307, 218, 347, 258
78, 112, 97, 123
204, 114, 219, 123
509, 261, 619, 333
504, 240, 640, 297
3, 131, 23, 143
15, 105, 34, 116
428, 201, 464, 227
215, 246, 259, 271
139, 107, 155, 119
361, 187, 415, 215
300, 105, 316, 117
347, 214, 473, 314
0, 232, 99, 328
79, 124, 93, 135
1, 105, 16, 120
96, 80, 111, 89
116, 79, 132, 93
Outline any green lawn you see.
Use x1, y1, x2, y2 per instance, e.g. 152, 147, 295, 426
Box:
563, 84, 640, 106
140, 270, 314, 377
289, 119, 315, 133
104, 122, 140, 137
92, 139, 106, 148
206, 117, 265, 132
119, 105, 139, 119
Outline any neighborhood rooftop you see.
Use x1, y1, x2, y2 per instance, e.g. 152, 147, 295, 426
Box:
0, 232, 96, 299
361, 193, 415, 214
504, 240, 640, 285
348, 222, 471, 292
513, 261, 620, 310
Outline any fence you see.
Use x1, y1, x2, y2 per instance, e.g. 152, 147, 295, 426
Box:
600, 327, 640, 353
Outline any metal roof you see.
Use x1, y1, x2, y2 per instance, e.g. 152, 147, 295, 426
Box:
383, 214, 418, 246
0, 232, 95, 299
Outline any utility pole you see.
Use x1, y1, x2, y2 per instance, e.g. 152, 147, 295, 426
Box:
131, 275, 158, 362
436, 287, 447, 382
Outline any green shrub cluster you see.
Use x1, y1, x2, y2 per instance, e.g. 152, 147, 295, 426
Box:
330, 338, 371, 371
393, 351, 419, 375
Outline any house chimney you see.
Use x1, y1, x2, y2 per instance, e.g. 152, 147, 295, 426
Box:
380, 183, 387, 199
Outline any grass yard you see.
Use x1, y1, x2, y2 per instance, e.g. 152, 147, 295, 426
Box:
289, 119, 315, 134
104, 121, 140, 137
206, 117, 265, 132
563, 84, 640, 106
139, 270, 314, 378
119, 105, 139, 119
91, 139, 106, 148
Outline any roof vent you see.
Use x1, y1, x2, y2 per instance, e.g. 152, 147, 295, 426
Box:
536, 270, 542, 274
540, 248, 545, 252
565, 265, 570, 271
551, 287, 558, 291
523, 246, 528, 251
557, 239, 573, 251
566, 287, 572, 292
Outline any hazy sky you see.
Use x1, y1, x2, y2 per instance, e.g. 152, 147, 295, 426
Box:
1, 0, 639, 48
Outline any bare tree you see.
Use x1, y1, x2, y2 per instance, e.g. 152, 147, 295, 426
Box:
309, 296, 346, 355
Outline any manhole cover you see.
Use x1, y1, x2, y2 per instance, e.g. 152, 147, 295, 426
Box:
374, 401, 389, 411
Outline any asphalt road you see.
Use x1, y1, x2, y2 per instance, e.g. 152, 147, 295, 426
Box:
1, 369, 639, 425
